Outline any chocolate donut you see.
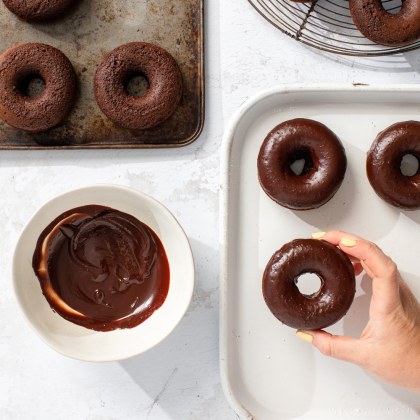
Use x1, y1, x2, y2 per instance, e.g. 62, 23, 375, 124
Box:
367, 121, 420, 210
2, 0, 75, 22
262, 239, 356, 330
349, 0, 420, 46
94, 42, 182, 130
0, 43, 77, 133
257, 118, 347, 210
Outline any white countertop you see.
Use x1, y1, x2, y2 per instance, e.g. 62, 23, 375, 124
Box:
1, 1, 420, 419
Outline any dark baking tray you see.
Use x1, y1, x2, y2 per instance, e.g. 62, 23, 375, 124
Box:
0, 0, 204, 149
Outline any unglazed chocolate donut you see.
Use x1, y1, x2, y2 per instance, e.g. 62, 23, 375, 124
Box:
262, 239, 356, 330
2, 0, 76, 22
349, 0, 420, 46
0, 43, 77, 133
367, 121, 420, 210
257, 118, 347, 210
94, 42, 182, 130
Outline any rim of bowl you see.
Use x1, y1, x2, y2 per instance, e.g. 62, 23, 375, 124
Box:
12, 184, 195, 362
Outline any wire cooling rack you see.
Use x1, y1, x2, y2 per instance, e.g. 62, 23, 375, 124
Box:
248, 0, 420, 56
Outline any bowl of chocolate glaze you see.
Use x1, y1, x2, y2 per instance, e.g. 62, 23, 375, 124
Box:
13, 185, 194, 361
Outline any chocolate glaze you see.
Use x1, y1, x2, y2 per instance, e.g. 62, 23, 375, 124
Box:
367, 121, 420, 210
2, 0, 76, 22
94, 42, 182, 130
257, 118, 347, 210
350, 0, 420, 46
32, 205, 170, 331
262, 239, 356, 330
0, 43, 77, 133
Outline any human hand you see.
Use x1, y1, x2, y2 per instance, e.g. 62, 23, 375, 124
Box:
296, 230, 420, 393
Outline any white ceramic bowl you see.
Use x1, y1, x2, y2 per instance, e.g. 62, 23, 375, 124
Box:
13, 185, 194, 362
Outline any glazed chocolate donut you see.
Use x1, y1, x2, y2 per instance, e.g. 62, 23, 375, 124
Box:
262, 239, 356, 330
0, 43, 77, 133
367, 121, 420, 210
349, 0, 420, 46
2, 0, 75, 22
94, 42, 182, 130
257, 118, 347, 210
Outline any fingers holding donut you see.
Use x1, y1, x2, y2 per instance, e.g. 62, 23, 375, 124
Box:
298, 232, 420, 392
352, 261, 363, 277
312, 230, 401, 315
296, 330, 368, 366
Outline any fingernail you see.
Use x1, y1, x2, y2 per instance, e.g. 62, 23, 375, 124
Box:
311, 231, 325, 239
341, 238, 357, 247
296, 331, 313, 344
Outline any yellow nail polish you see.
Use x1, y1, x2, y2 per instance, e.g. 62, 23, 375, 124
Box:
341, 238, 357, 247
311, 232, 325, 239
296, 331, 313, 344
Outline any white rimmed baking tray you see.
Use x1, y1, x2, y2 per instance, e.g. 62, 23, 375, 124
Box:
220, 85, 420, 419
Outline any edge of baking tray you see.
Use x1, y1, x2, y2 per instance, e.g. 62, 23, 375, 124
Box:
167, 0, 205, 149
219, 83, 420, 419
0, 2, 205, 150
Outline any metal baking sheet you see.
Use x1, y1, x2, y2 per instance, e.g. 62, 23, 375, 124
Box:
220, 85, 420, 419
0, 0, 204, 149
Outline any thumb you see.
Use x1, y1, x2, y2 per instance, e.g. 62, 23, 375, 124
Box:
296, 330, 366, 365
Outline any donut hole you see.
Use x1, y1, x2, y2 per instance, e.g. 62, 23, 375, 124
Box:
384, 0, 402, 14
400, 154, 420, 177
295, 273, 323, 298
124, 73, 149, 98
16, 72, 45, 98
289, 150, 314, 176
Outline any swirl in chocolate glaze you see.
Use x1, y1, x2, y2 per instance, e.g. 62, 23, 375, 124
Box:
32, 205, 170, 331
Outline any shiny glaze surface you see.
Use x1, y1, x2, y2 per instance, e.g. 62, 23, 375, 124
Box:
262, 239, 355, 330
257, 118, 347, 210
367, 121, 420, 210
0, 43, 77, 133
94, 42, 182, 130
350, 0, 420, 46
32, 205, 170, 331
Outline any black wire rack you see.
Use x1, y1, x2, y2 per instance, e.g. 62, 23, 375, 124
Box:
248, 0, 420, 56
